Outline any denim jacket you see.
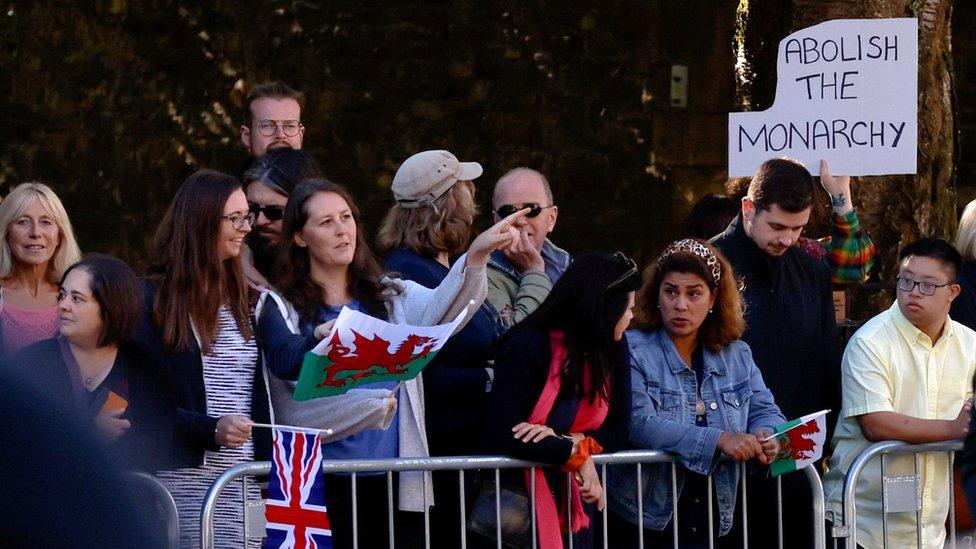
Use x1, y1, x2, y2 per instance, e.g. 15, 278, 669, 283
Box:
607, 328, 785, 536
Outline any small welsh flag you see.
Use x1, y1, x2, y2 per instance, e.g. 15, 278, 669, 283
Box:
768, 409, 830, 477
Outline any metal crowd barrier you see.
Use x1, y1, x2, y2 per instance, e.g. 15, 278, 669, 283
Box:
200, 450, 825, 549
126, 471, 180, 549
829, 440, 963, 549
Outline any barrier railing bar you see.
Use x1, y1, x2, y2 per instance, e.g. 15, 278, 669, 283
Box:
530, 465, 538, 549
458, 469, 467, 549
127, 471, 180, 549
566, 473, 573, 549
671, 462, 678, 549
494, 468, 501, 549
777, 475, 783, 549
836, 439, 963, 547
600, 463, 608, 549
351, 472, 358, 549
740, 461, 748, 549
387, 471, 395, 549
707, 473, 714, 549
949, 451, 957, 549
803, 461, 826, 549
242, 475, 248, 548
881, 452, 888, 549
636, 462, 644, 548
914, 452, 922, 549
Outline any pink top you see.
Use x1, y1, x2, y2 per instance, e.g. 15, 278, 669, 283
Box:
0, 303, 59, 358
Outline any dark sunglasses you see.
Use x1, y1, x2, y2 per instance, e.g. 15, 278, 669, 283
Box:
248, 202, 285, 222
494, 202, 554, 219
607, 251, 639, 290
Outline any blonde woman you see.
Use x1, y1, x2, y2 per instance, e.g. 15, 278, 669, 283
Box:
0, 182, 82, 361
952, 199, 976, 330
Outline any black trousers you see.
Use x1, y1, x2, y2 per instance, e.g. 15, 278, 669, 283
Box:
324, 473, 426, 549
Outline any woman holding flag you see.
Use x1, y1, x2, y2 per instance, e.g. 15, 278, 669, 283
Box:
258, 177, 524, 548
606, 238, 785, 548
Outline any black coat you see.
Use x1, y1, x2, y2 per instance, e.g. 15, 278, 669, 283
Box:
950, 262, 976, 332
10, 337, 175, 473
712, 215, 842, 425
133, 280, 271, 467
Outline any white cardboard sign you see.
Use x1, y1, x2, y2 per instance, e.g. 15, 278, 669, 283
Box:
728, 18, 918, 177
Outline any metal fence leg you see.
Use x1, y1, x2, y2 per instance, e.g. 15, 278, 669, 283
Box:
601, 463, 608, 549
707, 473, 714, 549
740, 461, 748, 549
914, 453, 922, 549
671, 462, 678, 549
566, 473, 574, 549
242, 475, 248, 549
495, 468, 502, 549
530, 466, 538, 549
424, 471, 431, 549
880, 453, 887, 549
387, 471, 395, 549
777, 475, 783, 549
352, 472, 359, 549
636, 462, 644, 549
459, 469, 467, 549
950, 452, 957, 549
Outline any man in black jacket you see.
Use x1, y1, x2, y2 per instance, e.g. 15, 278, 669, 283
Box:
713, 157, 841, 548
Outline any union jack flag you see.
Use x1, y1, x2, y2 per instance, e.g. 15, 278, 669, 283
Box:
264, 428, 332, 548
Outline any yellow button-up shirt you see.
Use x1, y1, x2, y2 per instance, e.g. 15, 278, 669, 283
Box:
824, 302, 976, 549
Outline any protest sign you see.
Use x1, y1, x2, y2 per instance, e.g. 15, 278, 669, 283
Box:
293, 305, 470, 401
729, 18, 917, 177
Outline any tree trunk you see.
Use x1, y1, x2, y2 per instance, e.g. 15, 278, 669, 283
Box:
735, 0, 957, 279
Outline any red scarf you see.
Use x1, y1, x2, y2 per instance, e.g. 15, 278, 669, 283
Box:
525, 330, 609, 549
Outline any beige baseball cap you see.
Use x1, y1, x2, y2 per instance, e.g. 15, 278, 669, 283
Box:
392, 150, 483, 209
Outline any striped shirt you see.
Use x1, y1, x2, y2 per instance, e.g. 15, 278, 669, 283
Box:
158, 306, 260, 548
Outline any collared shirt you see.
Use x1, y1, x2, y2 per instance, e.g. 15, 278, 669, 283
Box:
824, 302, 976, 549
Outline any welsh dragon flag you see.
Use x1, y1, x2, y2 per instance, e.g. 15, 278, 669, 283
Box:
769, 409, 830, 477
293, 305, 470, 401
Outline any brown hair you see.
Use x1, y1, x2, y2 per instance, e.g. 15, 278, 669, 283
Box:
376, 180, 477, 258
276, 179, 386, 324
61, 254, 143, 348
149, 170, 253, 354
243, 81, 304, 127
631, 239, 745, 352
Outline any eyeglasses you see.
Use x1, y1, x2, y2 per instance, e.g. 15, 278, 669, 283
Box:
222, 212, 256, 230
607, 252, 639, 290
247, 202, 285, 222
254, 119, 303, 137
494, 202, 555, 219
896, 275, 952, 296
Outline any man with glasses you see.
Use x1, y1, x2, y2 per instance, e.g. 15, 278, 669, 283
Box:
824, 238, 976, 547
823, 238, 975, 549
487, 167, 571, 331
240, 81, 305, 159
712, 157, 841, 548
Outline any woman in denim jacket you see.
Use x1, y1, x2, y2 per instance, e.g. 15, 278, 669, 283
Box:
607, 239, 785, 547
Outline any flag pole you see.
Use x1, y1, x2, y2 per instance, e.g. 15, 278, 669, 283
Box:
251, 422, 334, 437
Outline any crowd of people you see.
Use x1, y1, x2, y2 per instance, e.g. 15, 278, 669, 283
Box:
3, 80, 976, 549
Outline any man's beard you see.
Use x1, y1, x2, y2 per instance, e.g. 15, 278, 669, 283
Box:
248, 231, 279, 280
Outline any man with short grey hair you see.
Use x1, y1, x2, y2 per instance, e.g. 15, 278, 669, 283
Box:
487, 167, 571, 331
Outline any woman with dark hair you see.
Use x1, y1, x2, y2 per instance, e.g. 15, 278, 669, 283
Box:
684, 193, 739, 240
258, 177, 523, 548
11, 253, 173, 472
134, 169, 271, 547
480, 251, 642, 549
606, 239, 785, 547
242, 148, 323, 286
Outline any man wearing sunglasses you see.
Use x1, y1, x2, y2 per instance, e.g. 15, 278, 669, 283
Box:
486, 168, 571, 331
240, 81, 305, 159
824, 238, 975, 549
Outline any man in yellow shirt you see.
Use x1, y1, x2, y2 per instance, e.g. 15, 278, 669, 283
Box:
824, 237, 974, 548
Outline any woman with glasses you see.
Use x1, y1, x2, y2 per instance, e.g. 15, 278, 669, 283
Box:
241, 148, 322, 287
258, 177, 522, 547
0, 182, 82, 363
134, 170, 269, 548
606, 239, 784, 548
479, 251, 642, 549
11, 254, 174, 473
